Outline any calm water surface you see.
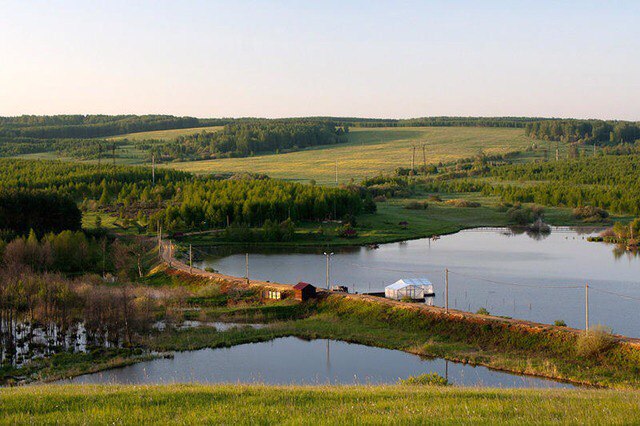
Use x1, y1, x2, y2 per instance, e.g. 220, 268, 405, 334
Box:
196, 227, 640, 337
61, 337, 573, 388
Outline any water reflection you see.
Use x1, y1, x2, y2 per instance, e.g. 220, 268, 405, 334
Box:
60, 337, 574, 389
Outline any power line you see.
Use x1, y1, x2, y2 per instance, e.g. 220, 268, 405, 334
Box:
447, 270, 583, 289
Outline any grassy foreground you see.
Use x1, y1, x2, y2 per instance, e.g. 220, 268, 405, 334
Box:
168, 127, 534, 184
1, 384, 639, 424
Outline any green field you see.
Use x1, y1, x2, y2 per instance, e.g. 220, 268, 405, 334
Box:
167, 127, 536, 184
107, 125, 223, 141
2, 384, 638, 424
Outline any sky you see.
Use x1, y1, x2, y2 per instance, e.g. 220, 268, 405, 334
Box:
1, 1, 639, 120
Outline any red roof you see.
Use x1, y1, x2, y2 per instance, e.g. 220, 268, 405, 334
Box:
294, 282, 314, 290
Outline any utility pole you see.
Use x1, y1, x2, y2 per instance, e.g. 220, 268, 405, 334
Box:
324, 252, 334, 289
189, 244, 193, 274
245, 253, 249, 285
411, 145, 416, 171
585, 283, 590, 332
445, 268, 449, 313
422, 143, 427, 171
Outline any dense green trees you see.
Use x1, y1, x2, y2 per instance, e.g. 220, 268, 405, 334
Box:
147, 121, 348, 160
525, 120, 640, 145
0, 115, 224, 139
0, 192, 81, 236
0, 159, 365, 234
155, 178, 363, 230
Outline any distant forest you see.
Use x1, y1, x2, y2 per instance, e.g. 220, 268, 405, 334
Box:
525, 119, 640, 145
0, 115, 227, 139
145, 121, 349, 160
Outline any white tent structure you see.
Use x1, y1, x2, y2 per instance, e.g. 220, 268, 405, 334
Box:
385, 278, 434, 301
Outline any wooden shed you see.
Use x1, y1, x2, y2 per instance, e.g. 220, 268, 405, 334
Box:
293, 282, 316, 301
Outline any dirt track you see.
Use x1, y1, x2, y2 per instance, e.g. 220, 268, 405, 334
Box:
160, 240, 640, 348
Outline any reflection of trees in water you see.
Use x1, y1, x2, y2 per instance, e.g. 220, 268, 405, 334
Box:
506, 226, 551, 241
613, 244, 640, 260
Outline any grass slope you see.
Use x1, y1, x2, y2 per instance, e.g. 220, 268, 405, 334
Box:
168, 127, 534, 184
2, 384, 639, 424
106, 125, 223, 141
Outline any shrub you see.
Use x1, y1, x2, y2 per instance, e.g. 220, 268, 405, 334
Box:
576, 325, 615, 358
476, 307, 490, 315
398, 373, 449, 386
445, 199, 481, 208
337, 224, 358, 238
404, 201, 428, 210
204, 267, 218, 273
554, 320, 567, 327
573, 206, 609, 221
506, 204, 544, 225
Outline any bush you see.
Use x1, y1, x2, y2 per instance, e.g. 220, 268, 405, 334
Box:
445, 199, 481, 208
573, 206, 609, 221
404, 201, 428, 210
476, 307, 490, 315
554, 320, 567, 327
337, 224, 358, 238
576, 325, 615, 358
398, 373, 449, 386
506, 203, 544, 225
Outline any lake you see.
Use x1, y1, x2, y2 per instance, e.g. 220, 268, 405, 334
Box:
60, 337, 573, 388
195, 227, 640, 337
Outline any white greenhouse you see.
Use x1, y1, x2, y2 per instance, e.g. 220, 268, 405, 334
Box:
385, 278, 434, 301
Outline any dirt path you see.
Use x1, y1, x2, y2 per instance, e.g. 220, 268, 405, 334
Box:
160, 240, 640, 348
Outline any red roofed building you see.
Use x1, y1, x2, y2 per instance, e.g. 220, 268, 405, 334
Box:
293, 282, 316, 301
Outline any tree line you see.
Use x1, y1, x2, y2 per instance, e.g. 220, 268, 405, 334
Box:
145, 121, 349, 161
0, 159, 366, 235
525, 120, 640, 145
0, 115, 226, 139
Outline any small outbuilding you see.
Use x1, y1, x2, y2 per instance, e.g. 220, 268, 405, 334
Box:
385, 278, 434, 301
293, 282, 316, 301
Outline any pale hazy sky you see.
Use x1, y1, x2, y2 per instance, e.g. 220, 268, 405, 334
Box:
1, 1, 639, 119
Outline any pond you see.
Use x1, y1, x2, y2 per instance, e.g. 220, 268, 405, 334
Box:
195, 227, 640, 337
59, 337, 573, 388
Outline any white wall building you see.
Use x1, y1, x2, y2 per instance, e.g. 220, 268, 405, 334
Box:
385, 278, 434, 301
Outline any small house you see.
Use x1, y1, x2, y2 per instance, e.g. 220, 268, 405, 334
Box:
293, 282, 316, 301
385, 278, 434, 301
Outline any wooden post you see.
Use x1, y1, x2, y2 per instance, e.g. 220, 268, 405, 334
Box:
411, 145, 416, 171
245, 253, 249, 285
422, 143, 427, 171
585, 283, 589, 332
189, 244, 193, 274
445, 268, 449, 313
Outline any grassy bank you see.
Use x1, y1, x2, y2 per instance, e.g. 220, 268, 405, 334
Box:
2, 384, 639, 424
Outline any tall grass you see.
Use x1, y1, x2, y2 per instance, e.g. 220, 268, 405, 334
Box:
2, 384, 640, 424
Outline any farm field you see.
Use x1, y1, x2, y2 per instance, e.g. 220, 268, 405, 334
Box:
2, 384, 639, 424
106, 125, 223, 141
167, 127, 536, 184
